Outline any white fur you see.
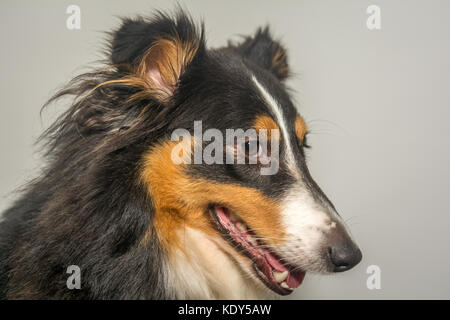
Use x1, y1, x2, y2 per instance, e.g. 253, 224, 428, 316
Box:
252, 75, 299, 179
251, 74, 354, 274
167, 75, 357, 298
167, 227, 277, 299
276, 185, 338, 273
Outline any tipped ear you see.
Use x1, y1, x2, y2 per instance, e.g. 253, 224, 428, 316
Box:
229, 27, 289, 81
110, 12, 204, 102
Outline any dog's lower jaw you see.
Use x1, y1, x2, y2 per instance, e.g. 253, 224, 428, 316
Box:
166, 227, 279, 300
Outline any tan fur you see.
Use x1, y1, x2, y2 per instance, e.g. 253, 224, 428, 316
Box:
139, 36, 199, 101
253, 114, 280, 139
81, 35, 200, 103
295, 115, 307, 142
271, 47, 288, 80
139, 140, 286, 256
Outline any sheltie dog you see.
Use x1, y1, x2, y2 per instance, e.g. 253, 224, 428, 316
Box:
0, 9, 361, 299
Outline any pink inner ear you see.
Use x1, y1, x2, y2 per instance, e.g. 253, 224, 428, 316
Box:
147, 67, 172, 97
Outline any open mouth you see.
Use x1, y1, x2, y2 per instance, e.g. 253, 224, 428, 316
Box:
210, 205, 306, 295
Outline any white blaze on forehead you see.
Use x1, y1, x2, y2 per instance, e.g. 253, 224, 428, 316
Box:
251, 75, 299, 178
252, 75, 356, 271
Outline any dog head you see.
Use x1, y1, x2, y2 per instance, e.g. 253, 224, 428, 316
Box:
107, 11, 362, 297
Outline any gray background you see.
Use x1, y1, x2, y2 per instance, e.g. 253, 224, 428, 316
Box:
1, 0, 449, 299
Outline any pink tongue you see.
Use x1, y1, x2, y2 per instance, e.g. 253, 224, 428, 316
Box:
265, 252, 305, 288
286, 269, 305, 288
265, 252, 288, 272
216, 207, 232, 228
216, 206, 305, 289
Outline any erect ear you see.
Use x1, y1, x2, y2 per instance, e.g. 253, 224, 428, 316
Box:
229, 27, 289, 81
110, 11, 205, 102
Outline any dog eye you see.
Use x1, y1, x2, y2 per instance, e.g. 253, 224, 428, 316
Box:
244, 139, 262, 159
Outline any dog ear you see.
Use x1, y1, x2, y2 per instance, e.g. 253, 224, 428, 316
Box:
110, 11, 205, 102
229, 27, 289, 81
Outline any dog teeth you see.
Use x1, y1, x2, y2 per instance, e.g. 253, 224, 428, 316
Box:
273, 270, 288, 283
280, 281, 291, 289
247, 235, 258, 246
236, 222, 247, 232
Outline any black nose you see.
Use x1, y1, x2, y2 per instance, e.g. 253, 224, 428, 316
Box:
328, 243, 362, 272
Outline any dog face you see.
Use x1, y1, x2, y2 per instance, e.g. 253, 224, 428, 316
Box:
112, 12, 362, 297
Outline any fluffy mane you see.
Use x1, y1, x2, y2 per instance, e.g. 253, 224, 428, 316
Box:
0, 10, 204, 299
